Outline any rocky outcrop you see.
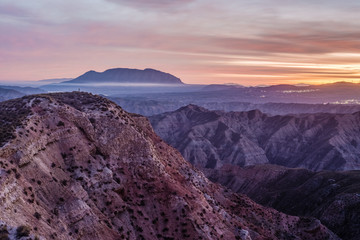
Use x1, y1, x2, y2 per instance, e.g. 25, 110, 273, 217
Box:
0, 92, 338, 239
205, 164, 360, 240
0, 220, 42, 240
150, 105, 360, 171
64, 68, 183, 84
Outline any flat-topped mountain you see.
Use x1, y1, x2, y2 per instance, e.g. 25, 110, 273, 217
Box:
0, 92, 337, 239
150, 105, 360, 171
64, 68, 183, 84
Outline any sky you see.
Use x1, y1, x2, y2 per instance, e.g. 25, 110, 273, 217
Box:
1, 0, 360, 85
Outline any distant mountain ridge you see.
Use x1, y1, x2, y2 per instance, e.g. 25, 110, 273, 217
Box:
0, 85, 45, 95
64, 68, 183, 84
0, 87, 23, 102
150, 104, 360, 171
0, 86, 45, 102
110, 97, 360, 116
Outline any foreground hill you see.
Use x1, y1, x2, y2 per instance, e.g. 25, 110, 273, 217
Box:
0, 92, 337, 239
150, 105, 360, 171
63, 68, 183, 84
205, 165, 360, 240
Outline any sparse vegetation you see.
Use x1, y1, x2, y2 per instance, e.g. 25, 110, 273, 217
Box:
0, 98, 31, 147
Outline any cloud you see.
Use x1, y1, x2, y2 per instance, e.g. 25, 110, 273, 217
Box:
210, 27, 360, 55
262, 28, 360, 53
0, 4, 29, 17
105, 0, 195, 10
220, 66, 357, 75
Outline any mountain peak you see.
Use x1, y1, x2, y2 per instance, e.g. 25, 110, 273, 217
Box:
177, 104, 209, 112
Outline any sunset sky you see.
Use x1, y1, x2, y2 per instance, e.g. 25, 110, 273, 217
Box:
1, 0, 360, 85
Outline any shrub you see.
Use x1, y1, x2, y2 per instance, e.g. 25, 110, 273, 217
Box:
0, 233, 9, 240
57, 121, 65, 127
34, 212, 41, 220
0, 225, 9, 240
16, 225, 31, 239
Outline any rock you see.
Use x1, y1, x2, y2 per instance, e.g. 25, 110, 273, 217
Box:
239, 229, 252, 240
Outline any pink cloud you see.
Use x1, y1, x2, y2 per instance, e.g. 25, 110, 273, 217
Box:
105, 0, 195, 10
1, 1, 360, 85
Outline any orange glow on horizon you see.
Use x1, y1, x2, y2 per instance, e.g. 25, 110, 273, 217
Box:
1, 1, 360, 86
